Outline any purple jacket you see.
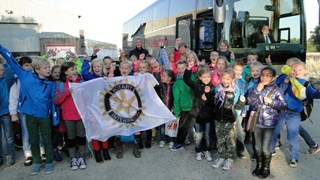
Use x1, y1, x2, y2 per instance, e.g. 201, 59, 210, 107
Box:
247, 81, 287, 128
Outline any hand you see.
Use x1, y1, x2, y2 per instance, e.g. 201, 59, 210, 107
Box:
265, 55, 272, 65
11, 114, 19, 122
93, 47, 100, 55
230, 51, 235, 59
256, 83, 265, 91
204, 85, 210, 93
110, 62, 116, 72
240, 95, 246, 102
0, 54, 5, 64
264, 97, 272, 104
284, 77, 290, 83
187, 62, 193, 70
201, 93, 207, 101
103, 76, 110, 80
175, 38, 181, 49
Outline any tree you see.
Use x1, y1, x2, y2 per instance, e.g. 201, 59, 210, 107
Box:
310, 25, 320, 51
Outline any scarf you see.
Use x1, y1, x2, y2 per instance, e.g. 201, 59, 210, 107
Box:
214, 82, 238, 108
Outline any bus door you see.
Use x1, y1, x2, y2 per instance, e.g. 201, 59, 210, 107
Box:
176, 14, 193, 50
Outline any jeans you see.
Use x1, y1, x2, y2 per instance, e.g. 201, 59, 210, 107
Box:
194, 122, 211, 153
0, 114, 15, 160
271, 111, 300, 160
18, 112, 31, 155
254, 127, 274, 156
300, 125, 317, 148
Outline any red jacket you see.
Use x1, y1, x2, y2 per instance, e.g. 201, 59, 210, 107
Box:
54, 77, 82, 121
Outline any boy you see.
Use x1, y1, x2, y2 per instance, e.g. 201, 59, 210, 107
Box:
0, 55, 15, 166
272, 58, 320, 168
170, 61, 195, 151
242, 53, 272, 82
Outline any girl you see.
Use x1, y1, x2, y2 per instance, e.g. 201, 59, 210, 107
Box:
209, 51, 219, 71
54, 62, 87, 170
81, 58, 111, 163
211, 56, 228, 86
186, 51, 199, 74
217, 40, 235, 62
103, 56, 121, 77
183, 64, 215, 162
0, 46, 56, 175
212, 69, 245, 171
158, 69, 176, 149
247, 67, 287, 178
56, 57, 66, 66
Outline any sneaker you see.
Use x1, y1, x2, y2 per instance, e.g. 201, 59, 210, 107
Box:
30, 164, 42, 175
204, 151, 213, 161
70, 157, 79, 171
77, 157, 87, 169
168, 142, 174, 149
275, 141, 282, 150
159, 141, 165, 148
41, 154, 46, 163
54, 151, 62, 162
212, 158, 225, 168
170, 144, 184, 151
222, 158, 234, 171
6, 155, 15, 166
309, 145, 320, 156
271, 151, 277, 156
24, 157, 33, 166
289, 159, 298, 168
196, 152, 203, 161
45, 163, 53, 174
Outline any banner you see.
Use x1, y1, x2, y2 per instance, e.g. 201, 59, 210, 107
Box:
71, 73, 176, 141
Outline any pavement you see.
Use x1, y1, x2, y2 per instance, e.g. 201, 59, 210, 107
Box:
1, 100, 320, 180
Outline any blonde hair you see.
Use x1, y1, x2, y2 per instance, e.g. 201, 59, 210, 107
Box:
90, 58, 106, 75
139, 60, 151, 72
186, 51, 199, 64
56, 57, 66, 65
32, 58, 49, 70
217, 40, 230, 50
250, 61, 264, 69
291, 61, 306, 69
286, 57, 301, 65
221, 68, 236, 79
120, 60, 133, 69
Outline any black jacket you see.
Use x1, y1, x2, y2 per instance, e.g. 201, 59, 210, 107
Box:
129, 47, 149, 58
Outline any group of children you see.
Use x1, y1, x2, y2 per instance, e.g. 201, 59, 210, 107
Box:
0, 39, 320, 179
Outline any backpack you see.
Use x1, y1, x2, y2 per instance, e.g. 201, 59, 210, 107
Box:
301, 81, 313, 121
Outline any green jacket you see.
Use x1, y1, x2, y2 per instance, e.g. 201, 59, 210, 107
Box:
173, 75, 195, 117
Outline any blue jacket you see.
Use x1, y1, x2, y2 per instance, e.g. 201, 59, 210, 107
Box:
247, 81, 287, 128
0, 64, 15, 116
81, 60, 103, 80
0, 45, 56, 118
277, 74, 320, 112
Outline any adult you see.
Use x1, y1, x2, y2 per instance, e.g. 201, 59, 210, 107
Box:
158, 36, 172, 70
129, 38, 149, 59
250, 24, 275, 48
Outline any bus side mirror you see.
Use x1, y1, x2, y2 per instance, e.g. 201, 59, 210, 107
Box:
213, 0, 225, 23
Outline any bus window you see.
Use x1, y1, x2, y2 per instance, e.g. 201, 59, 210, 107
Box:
176, 15, 192, 49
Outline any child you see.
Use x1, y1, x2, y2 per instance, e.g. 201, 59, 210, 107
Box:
134, 53, 145, 73
183, 64, 215, 161
171, 61, 195, 151
232, 60, 248, 158
0, 55, 15, 166
217, 40, 235, 62
81, 58, 111, 163
247, 67, 287, 178
212, 69, 246, 171
103, 56, 121, 77
0, 45, 56, 175
209, 51, 219, 71
9, 56, 34, 166
158, 69, 176, 149
186, 51, 199, 74
272, 59, 320, 168
242, 53, 272, 82
211, 56, 228, 86
54, 62, 87, 170
114, 61, 142, 158
56, 57, 66, 66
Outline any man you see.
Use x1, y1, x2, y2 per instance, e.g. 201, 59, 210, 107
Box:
129, 38, 149, 59
250, 24, 275, 48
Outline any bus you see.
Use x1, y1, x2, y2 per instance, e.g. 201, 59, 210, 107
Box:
122, 0, 307, 69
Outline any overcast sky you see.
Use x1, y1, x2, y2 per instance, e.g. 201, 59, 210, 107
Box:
41, 0, 318, 49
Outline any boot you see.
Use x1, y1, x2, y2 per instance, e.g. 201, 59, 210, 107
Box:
252, 154, 262, 176
102, 148, 111, 160
94, 150, 103, 163
133, 135, 141, 158
115, 141, 123, 159
259, 154, 271, 178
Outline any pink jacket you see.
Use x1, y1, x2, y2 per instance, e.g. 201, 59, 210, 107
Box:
54, 77, 81, 121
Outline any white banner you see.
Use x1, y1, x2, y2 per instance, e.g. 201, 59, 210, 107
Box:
71, 73, 175, 141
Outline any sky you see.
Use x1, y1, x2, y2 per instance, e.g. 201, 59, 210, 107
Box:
41, 0, 318, 49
